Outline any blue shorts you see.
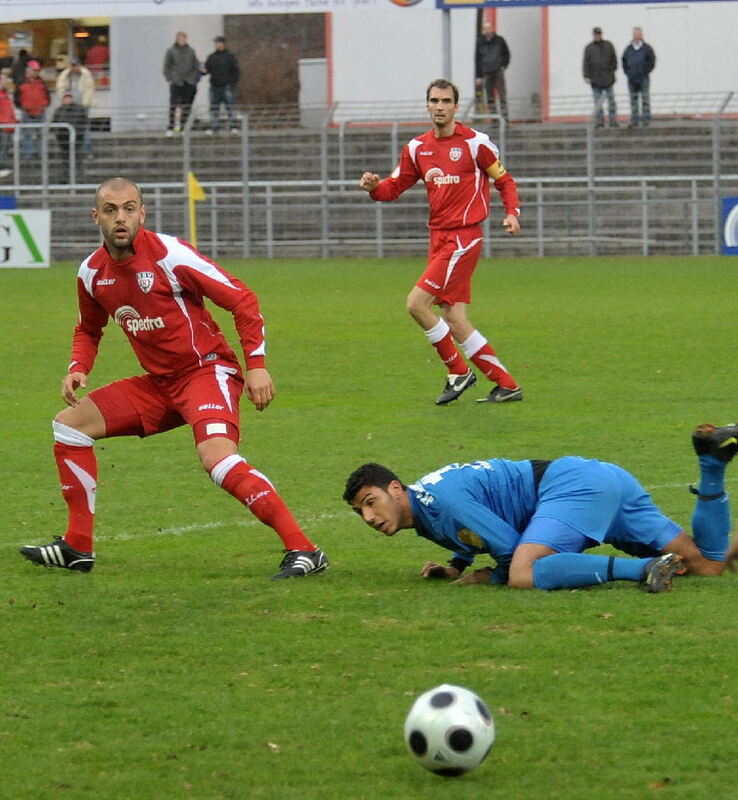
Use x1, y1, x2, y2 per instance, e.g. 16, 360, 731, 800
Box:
519, 456, 682, 555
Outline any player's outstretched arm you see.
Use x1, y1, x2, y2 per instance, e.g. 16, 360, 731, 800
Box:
421, 561, 461, 580
245, 367, 275, 412
62, 371, 88, 407
358, 172, 381, 192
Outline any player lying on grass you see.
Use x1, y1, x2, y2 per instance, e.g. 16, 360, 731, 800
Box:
343, 423, 736, 592
19, 177, 328, 580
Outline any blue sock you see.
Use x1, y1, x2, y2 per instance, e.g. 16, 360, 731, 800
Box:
697, 454, 726, 497
691, 493, 730, 561
533, 553, 651, 590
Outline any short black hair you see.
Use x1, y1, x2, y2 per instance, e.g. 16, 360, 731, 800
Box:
426, 78, 459, 105
343, 463, 405, 504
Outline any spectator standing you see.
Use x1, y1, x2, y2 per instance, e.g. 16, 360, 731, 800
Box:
474, 19, 510, 122
163, 31, 200, 136
14, 60, 50, 158
583, 27, 618, 128
622, 27, 656, 129
0, 72, 16, 178
11, 49, 31, 89
55, 57, 95, 158
204, 35, 240, 135
84, 35, 110, 76
52, 92, 87, 182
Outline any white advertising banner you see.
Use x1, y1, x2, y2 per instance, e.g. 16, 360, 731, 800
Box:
0, 210, 51, 268
0, 0, 397, 22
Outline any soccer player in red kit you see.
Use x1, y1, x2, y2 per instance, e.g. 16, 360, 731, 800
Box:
359, 78, 522, 405
19, 177, 328, 580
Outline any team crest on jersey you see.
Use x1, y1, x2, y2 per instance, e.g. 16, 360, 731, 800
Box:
136, 271, 155, 293
449, 147, 463, 162
458, 529, 483, 549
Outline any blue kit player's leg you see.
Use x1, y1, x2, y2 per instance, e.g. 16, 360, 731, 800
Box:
508, 457, 684, 592
532, 550, 682, 593
514, 517, 681, 593
690, 422, 738, 561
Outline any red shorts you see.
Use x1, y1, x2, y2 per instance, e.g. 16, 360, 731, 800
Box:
88, 361, 244, 445
416, 225, 483, 306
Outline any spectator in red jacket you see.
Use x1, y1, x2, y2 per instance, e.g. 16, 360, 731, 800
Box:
0, 72, 16, 177
84, 35, 109, 76
14, 59, 50, 158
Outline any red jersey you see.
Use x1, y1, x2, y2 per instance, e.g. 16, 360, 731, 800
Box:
70, 227, 266, 379
369, 123, 520, 229
0, 90, 15, 132
16, 78, 49, 117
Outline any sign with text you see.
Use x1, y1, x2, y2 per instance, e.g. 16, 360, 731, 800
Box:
0, 210, 51, 268
722, 198, 738, 256
0, 0, 390, 21
437, 0, 734, 6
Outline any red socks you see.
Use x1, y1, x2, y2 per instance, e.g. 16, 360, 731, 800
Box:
424, 319, 466, 375
53, 438, 97, 553
212, 455, 315, 551
461, 330, 518, 390
52, 423, 316, 555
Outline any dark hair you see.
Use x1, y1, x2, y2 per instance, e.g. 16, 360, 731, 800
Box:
94, 177, 143, 208
426, 78, 459, 105
343, 463, 404, 503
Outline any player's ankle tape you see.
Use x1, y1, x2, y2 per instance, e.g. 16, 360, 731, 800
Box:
688, 485, 725, 501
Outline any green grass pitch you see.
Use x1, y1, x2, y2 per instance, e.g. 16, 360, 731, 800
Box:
2, 254, 738, 799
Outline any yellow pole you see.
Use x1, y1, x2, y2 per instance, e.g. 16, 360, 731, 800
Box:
187, 171, 206, 247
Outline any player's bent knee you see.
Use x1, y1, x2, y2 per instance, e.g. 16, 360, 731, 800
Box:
194, 420, 240, 473
507, 568, 535, 590
53, 400, 105, 440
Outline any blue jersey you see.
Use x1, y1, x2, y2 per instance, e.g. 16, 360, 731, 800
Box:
407, 459, 539, 580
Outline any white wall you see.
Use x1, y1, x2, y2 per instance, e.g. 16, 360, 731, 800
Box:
92, 3, 738, 129
497, 7, 542, 118
109, 15, 222, 131
548, 3, 738, 114
331, 8, 479, 109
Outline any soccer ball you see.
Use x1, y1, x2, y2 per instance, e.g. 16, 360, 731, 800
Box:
403, 684, 495, 777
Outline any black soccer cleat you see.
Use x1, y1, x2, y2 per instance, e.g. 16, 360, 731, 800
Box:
692, 422, 738, 463
640, 553, 683, 593
476, 385, 523, 404
435, 370, 477, 406
19, 536, 95, 573
271, 548, 329, 580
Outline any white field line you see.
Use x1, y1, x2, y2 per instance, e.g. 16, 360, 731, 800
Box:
6, 510, 356, 548
7, 477, 738, 549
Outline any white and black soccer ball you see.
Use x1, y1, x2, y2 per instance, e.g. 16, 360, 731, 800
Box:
404, 683, 495, 777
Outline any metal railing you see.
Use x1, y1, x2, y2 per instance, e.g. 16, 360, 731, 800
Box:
29, 171, 735, 262
4, 98, 738, 260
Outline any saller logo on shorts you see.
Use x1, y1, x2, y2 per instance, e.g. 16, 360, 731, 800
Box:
424, 167, 460, 187
113, 305, 165, 336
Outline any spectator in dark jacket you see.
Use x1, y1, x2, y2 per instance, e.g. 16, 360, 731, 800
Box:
622, 27, 656, 129
204, 35, 240, 135
474, 19, 510, 121
11, 49, 31, 88
583, 27, 618, 128
163, 31, 200, 135
52, 92, 87, 182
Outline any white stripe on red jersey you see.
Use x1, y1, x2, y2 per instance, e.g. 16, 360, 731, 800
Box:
71, 228, 266, 378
